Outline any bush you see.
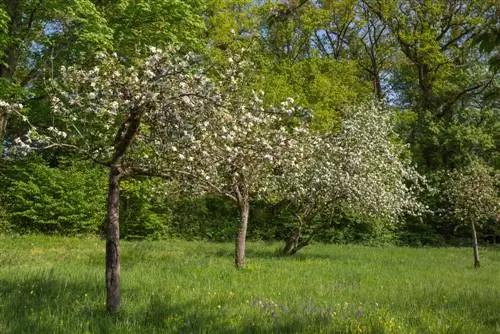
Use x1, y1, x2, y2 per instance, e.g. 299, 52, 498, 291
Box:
120, 178, 172, 240
167, 196, 238, 241
1, 159, 107, 234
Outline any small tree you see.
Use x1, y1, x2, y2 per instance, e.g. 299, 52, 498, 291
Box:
16, 48, 221, 313
165, 59, 317, 268
443, 160, 499, 268
281, 103, 426, 255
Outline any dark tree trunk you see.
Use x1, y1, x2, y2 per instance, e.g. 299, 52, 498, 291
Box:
417, 63, 434, 111
281, 212, 317, 255
106, 166, 121, 313
0, 108, 6, 151
373, 71, 383, 100
282, 226, 302, 255
234, 188, 249, 269
281, 229, 312, 256
471, 221, 480, 268
368, 49, 383, 100
103, 108, 142, 312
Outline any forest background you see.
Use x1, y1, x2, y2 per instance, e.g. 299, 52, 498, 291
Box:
0, 0, 498, 249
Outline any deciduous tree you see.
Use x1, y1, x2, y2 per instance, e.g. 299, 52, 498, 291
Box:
281, 102, 426, 255
443, 160, 499, 268
164, 58, 318, 268
31, 48, 220, 313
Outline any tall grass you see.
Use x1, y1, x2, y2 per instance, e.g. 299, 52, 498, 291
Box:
0, 236, 499, 333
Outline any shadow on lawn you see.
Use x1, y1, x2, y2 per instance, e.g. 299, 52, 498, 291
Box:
3, 270, 497, 333
0, 274, 316, 333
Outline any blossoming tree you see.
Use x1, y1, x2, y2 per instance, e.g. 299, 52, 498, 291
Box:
443, 160, 498, 268
43, 48, 221, 313
280, 103, 426, 255
19, 48, 315, 310
159, 58, 318, 269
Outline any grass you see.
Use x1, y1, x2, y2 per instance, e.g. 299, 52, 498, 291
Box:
0, 236, 499, 333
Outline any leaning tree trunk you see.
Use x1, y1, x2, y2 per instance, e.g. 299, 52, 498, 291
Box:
106, 166, 121, 313
234, 187, 249, 269
282, 229, 314, 255
282, 226, 302, 255
471, 221, 480, 268
282, 212, 316, 255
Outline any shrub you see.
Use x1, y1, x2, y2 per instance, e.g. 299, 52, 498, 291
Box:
2, 159, 107, 234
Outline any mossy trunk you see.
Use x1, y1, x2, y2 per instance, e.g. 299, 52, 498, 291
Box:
106, 167, 121, 313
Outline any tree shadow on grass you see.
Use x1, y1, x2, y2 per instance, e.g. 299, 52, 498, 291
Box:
4, 270, 496, 333
0, 273, 326, 333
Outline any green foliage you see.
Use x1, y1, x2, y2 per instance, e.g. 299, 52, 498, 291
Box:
256, 57, 372, 131
112, 183, 400, 244
443, 160, 499, 226
399, 107, 498, 172
204, 0, 256, 55
167, 196, 239, 241
1, 236, 499, 333
120, 178, 171, 240
1, 159, 107, 234
282, 207, 398, 246
0, 5, 8, 67
474, 15, 500, 71
103, 0, 206, 56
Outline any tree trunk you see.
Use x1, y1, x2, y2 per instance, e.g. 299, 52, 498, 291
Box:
471, 221, 480, 268
282, 226, 302, 255
373, 71, 383, 100
104, 108, 142, 312
368, 50, 383, 100
106, 166, 121, 313
0, 108, 6, 152
417, 63, 434, 111
234, 194, 249, 269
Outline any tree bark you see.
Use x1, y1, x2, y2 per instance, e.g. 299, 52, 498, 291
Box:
283, 226, 302, 255
103, 108, 142, 312
282, 228, 313, 255
0, 108, 6, 151
471, 221, 480, 268
373, 69, 383, 100
106, 166, 121, 313
234, 188, 249, 269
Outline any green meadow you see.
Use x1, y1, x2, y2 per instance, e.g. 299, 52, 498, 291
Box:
0, 236, 499, 333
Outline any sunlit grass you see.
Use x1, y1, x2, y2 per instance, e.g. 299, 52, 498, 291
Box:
0, 236, 499, 333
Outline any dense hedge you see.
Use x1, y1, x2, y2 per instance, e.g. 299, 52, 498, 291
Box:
0, 159, 107, 234
1, 159, 497, 246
